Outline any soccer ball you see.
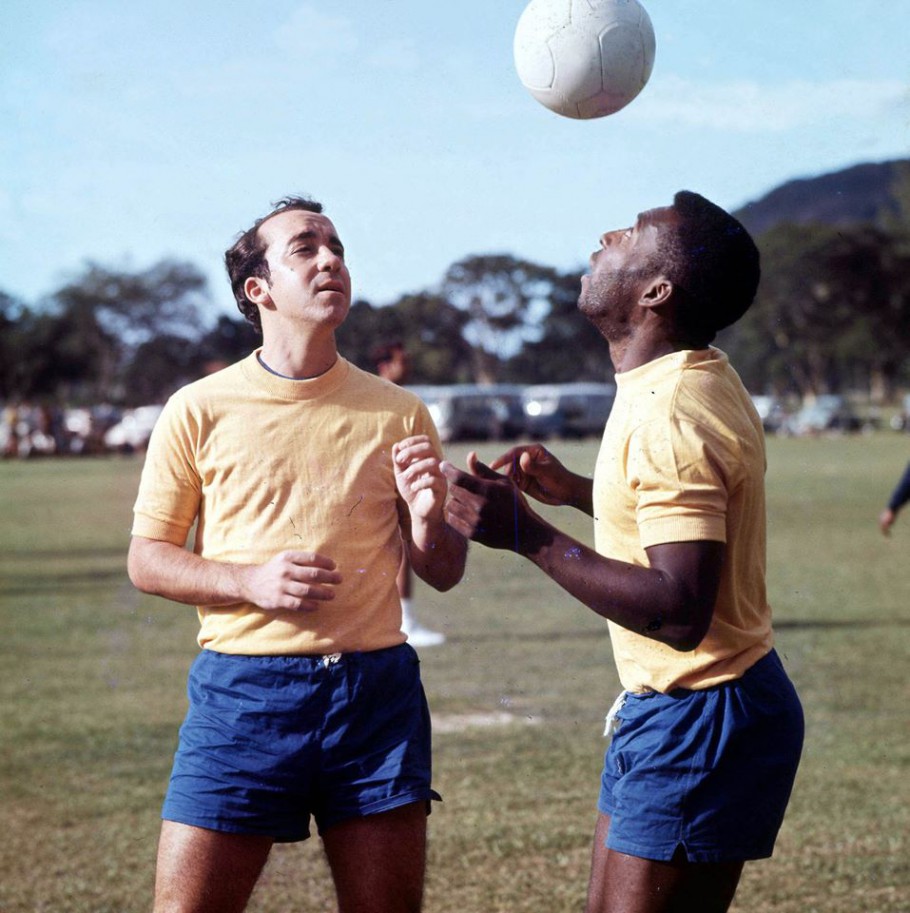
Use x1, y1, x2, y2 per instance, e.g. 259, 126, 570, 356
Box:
513, 0, 656, 120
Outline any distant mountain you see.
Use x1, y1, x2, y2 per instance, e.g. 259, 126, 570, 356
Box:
734, 159, 910, 236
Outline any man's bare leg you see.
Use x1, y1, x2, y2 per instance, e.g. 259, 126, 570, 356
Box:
322, 802, 428, 913
153, 820, 273, 913
586, 814, 744, 913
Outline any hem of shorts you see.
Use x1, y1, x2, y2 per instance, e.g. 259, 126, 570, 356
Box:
606, 833, 775, 863
317, 789, 442, 836
161, 811, 311, 844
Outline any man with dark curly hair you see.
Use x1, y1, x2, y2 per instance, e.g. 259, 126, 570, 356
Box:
129, 196, 466, 913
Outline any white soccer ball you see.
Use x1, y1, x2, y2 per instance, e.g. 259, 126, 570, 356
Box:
513, 0, 656, 120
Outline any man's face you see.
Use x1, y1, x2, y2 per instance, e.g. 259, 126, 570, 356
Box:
578, 205, 678, 340
253, 209, 352, 330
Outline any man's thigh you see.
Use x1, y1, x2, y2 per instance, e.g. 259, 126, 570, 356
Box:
601, 652, 803, 863
586, 814, 743, 913
154, 820, 273, 913
322, 802, 428, 913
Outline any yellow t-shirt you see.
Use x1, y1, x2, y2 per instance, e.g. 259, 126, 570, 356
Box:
593, 348, 773, 693
132, 352, 441, 655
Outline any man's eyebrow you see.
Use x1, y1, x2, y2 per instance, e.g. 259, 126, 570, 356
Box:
285, 230, 345, 251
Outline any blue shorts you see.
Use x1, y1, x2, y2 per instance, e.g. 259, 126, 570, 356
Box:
162, 644, 440, 842
598, 649, 804, 863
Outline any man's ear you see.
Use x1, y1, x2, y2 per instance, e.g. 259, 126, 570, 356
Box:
244, 276, 272, 309
638, 275, 674, 311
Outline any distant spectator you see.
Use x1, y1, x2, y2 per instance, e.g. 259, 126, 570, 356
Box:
1, 403, 18, 457
879, 461, 910, 535
372, 340, 410, 386
373, 341, 447, 648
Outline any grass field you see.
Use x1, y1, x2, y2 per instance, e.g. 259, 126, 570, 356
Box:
2, 434, 909, 913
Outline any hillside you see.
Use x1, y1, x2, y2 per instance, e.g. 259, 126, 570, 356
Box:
734, 159, 910, 236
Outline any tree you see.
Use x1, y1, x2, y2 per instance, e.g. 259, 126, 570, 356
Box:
503, 268, 613, 383
30, 259, 211, 403
196, 315, 262, 371
52, 260, 208, 345
0, 291, 27, 400
721, 222, 910, 399
336, 294, 473, 384
120, 335, 199, 405
441, 255, 557, 383
335, 298, 409, 372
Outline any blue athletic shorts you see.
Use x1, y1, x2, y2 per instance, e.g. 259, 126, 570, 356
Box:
162, 643, 440, 842
598, 649, 804, 863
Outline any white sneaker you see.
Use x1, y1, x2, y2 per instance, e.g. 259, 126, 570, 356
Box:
404, 623, 446, 648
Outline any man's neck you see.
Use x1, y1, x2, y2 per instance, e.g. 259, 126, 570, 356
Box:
259, 334, 339, 379
608, 336, 679, 374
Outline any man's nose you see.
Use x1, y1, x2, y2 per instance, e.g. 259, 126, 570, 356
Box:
318, 247, 342, 271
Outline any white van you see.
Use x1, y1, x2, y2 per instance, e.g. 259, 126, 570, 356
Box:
407, 384, 526, 442
522, 382, 616, 439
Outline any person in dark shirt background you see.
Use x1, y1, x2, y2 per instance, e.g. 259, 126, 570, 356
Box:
879, 461, 910, 535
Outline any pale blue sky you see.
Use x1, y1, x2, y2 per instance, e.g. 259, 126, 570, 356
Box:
1, 0, 907, 319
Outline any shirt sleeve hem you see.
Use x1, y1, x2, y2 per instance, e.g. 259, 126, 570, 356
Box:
131, 515, 191, 546
638, 516, 726, 548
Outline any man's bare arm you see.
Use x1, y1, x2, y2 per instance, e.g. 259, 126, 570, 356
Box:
393, 435, 467, 592
404, 513, 467, 593
442, 455, 723, 651
127, 537, 342, 612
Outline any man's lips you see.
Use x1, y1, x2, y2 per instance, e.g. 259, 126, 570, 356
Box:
317, 282, 346, 294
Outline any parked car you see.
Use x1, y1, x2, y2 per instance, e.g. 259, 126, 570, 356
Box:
750, 394, 787, 434
479, 384, 527, 440
889, 393, 910, 431
522, 382, 616, 438
103, 404, 165, 452
784, 395, 863, 436
407, 385, 525, 442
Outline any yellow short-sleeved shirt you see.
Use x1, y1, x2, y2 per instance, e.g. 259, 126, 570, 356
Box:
132, 352, 441, 656
593, 348, 773, 693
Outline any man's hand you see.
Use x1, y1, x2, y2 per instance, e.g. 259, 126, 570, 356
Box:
442, 452, 548, 553
442, 457, 724, 651
490, 444, 593, 514
393, 435, 448, 522
128, 536, 341, 611
393, 435, 467, 592
879, 508, 897, 537
239, 550, 341, 611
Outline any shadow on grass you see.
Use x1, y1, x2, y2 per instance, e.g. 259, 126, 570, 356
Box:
444, 618, 910, 645
0, 569, 129, 596
0, 546, 128, 559
444, 628, 607, 645
775, 617, 910, 629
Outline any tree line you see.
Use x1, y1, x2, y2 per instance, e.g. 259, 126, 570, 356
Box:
2, 212, 910, 408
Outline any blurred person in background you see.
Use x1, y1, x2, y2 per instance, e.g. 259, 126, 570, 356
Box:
373, 340, 447, 648
879, 461, 910, 535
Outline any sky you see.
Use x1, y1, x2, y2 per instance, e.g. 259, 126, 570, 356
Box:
1, 0, 908, 322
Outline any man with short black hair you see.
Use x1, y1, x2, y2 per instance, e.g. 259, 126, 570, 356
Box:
443, 191, 804, 913
129, 196, 466, 913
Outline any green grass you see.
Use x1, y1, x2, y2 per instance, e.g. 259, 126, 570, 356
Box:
1, 436, 909, 912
